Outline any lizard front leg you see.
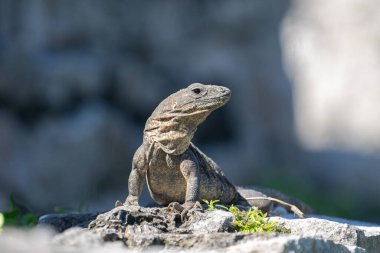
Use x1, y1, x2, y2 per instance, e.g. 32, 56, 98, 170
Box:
175, 151, 202, 220
180, 154, 200, 206
123, 145, 148, 206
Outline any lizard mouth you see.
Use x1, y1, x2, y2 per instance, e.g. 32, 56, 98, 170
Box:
197, 89, 231, 109
206, 86, 231, 101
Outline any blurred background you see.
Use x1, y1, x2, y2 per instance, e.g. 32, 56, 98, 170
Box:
0, 0, 379, 223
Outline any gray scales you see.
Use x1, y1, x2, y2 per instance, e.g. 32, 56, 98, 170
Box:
120, 83, 313, 217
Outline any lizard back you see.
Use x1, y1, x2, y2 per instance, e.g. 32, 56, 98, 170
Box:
189, 143, 238, 203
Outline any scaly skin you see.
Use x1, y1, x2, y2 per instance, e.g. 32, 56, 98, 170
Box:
124, 83, 248, 209
123, 83, 312, 216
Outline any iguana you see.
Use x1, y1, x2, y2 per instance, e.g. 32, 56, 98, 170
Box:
121, 83, 313, 217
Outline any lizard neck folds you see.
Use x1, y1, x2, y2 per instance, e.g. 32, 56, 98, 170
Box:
144, 83, 231, 155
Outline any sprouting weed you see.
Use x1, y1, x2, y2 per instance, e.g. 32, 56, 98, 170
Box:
202, 199, 289, 233
202, 199, 221, 210
0, 195, 38, 228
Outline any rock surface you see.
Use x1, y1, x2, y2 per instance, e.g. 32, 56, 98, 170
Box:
28, 206, 380, 252
38, 211, 99, 232
274, 215, 380, 252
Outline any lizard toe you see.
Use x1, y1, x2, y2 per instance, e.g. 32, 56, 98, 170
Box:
167, 202, 184, 212
180, 201, 203, 222
115, 200, 123, 207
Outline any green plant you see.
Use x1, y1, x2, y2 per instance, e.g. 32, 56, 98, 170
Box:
228, 205, 286, 233
0, 195, 38, 228
202, 199, 225, 210
202, 199, 289, 233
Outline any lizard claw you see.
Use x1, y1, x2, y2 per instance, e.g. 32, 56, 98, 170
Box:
167, 201, 202, 222
115, 200, 123, 207
167, 202, 184, 212
181, 201, 202, 222
117, 196, 139, 207
181, 207, 191, 222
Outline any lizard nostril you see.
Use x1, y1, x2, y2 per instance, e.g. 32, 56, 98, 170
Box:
222, 87, 231, 95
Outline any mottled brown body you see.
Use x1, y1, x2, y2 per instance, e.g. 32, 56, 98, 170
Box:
123, 83, 313, 215
145, 143, 237, 205
124, 83, 244, 209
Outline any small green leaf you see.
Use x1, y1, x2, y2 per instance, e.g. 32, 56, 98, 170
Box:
202, 199, 210, 205
203, 199, 224, 210
215, 204, 228, 210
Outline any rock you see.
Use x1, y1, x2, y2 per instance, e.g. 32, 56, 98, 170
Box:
184, 208, 235, 233
88, 205, 236, 246
38, 212, 99, 232
227, 236, 364, 253
75, 205, 278, 249
272, 215, 380, 252
85, 206, 380, 251
0, 227, 127, 253
0, 228, 365, 253
9, 207, 380, 252
52, 227, 106, 248
0, 228, 58, 253
36, 206, 380, 252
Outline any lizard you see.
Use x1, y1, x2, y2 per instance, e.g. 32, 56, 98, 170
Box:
120, 83, 313, 217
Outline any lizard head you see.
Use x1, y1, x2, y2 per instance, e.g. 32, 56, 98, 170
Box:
168, 83, 231, 114
144, 83, 231, 155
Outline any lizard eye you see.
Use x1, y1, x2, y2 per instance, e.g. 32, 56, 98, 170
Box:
191, 88, 202, 94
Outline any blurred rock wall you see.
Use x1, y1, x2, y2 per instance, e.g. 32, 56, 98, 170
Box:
282, 0, 380, 154
1, 0, 379, 222
281, 0, 380, 221
0, 1, 295, 212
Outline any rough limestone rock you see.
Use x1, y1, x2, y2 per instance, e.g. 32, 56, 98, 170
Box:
38, 212, 99, 232
87, 205, 243, 248
273, 215, 380, 252
227, 236, 363, 253
16, 207, 377, 252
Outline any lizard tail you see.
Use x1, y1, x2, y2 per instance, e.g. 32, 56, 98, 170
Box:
236, 186, 315, 215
